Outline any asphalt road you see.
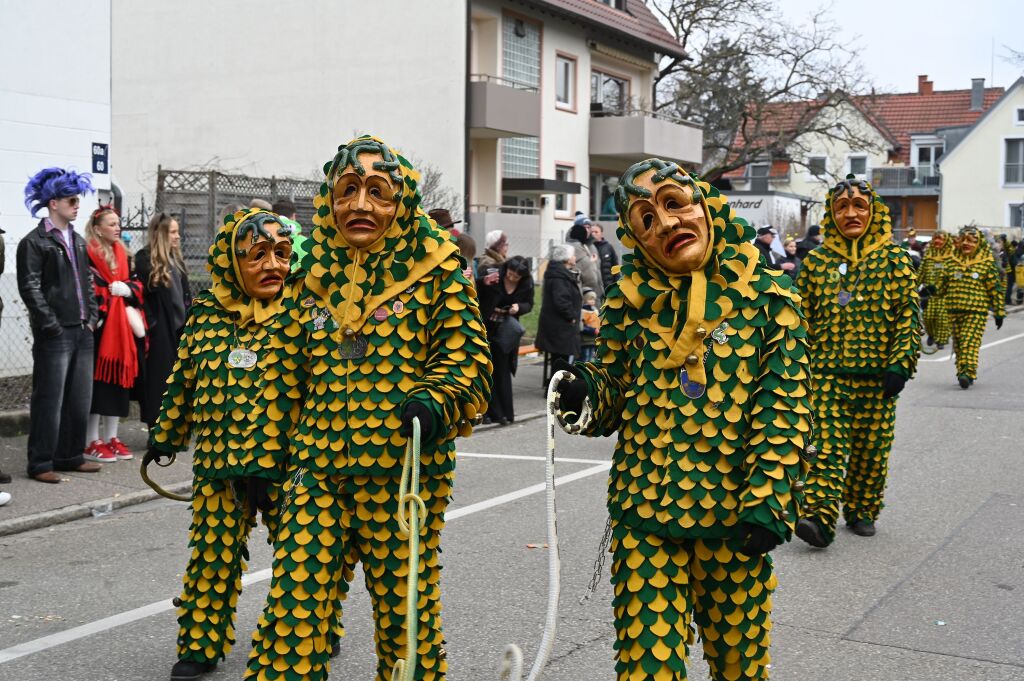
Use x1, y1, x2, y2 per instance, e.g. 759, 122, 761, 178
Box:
2, 317, 1024, 681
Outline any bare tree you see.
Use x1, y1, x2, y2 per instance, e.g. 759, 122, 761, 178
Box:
408, 156, 463, 220
1002, 45, 1024, 69
650, 0, 885, 181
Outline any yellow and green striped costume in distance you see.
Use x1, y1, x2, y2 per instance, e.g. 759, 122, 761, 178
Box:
246, 136, 491, 681
568, 161, 811, 681
918, 235, 953, 346
794, 179, 919, 544
148, 208, 299, 666
940, 227, 1004, 382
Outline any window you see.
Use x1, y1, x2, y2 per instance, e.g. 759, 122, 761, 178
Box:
591, 70, 629, 115
596, 0, 626, 8
554, 164, 575, 216
748, 163, 769, 192
1006, 139, 1024, 184
1016, 108, 1024, 125
1011, 203, 1024, 230
807, 156, 827, 178
915, 144, 943, 182
848, 155, 868, 176
501, 14, 541, 179
555, 54, 576, 110
590, 171, 618, 221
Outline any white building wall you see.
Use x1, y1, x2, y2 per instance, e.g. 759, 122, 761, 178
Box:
112, 1, 465, 205
0, 0, 112, 378
940, 83, 1024, 231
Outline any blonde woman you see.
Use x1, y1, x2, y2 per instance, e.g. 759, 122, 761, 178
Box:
83, 206, 144, 462
135, 213, 192, 426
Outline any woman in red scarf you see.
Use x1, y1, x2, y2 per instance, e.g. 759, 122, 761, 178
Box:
83, 206, 144, 462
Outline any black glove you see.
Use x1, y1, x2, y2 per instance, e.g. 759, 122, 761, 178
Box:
882, 371, 907, 399
923, 285, 937, 296
142, 447, 171, 466
739, 522, 781, 556
400, 401, 435, 444
995, 316, 1004, 330
552, 359, 589, 418
244, 477, 274, 517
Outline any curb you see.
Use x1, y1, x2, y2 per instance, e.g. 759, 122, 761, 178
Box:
0, 479, 192, 538
0, 409, 30, 438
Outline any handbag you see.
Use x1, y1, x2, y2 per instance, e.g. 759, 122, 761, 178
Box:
494, 315, 525, 354
125, 305, 147, 339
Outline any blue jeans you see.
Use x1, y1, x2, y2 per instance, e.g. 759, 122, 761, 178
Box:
27, 325, 95, 475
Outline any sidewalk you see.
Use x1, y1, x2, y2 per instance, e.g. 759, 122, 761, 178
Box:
0, 354, 552, 537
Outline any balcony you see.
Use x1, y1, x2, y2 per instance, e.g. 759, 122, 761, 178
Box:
589, 106, 703, 167
468, 204, 543, 264
871, 166, 940, 196
468, 75, 540, 139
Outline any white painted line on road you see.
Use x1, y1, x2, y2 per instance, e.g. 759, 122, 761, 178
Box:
0, 461, 611, 665
458, 451, 610, 466
920, 330, 1024, 362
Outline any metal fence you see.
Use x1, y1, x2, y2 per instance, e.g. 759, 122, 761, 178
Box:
0, 169, 323, 412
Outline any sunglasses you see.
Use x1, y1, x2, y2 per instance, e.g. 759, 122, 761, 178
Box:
60, 197, 81, 207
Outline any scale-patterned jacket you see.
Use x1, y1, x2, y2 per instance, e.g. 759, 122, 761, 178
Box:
148, 209, 301, 482
278, 137, 491, 478
574, 168, 811, 542
918, 236, 953, 291
795, 181, 920, 379
940, 228, 1005, 316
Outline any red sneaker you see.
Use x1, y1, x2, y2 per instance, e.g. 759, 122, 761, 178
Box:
83, 440, 116, 463
107, 437, 134, 461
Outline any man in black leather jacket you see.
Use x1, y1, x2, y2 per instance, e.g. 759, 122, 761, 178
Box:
17, 168, 102, 483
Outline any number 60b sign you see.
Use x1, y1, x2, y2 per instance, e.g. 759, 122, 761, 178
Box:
92, 142, 109, 174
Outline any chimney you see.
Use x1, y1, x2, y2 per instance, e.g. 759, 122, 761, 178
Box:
917, 75, 933, 95
970, 78, 985, 111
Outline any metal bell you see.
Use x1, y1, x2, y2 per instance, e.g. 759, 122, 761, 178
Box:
793, 479, 805, 491
696, 327, 708, 338
685, 354, 699, 366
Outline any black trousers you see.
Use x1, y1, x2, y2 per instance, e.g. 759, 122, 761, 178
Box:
488, 342, 516, 422
27, 325, 94, 475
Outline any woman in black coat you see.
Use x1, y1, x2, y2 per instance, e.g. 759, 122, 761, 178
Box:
535, 244, 583, 365
477, 255, 534, 425
134, 214, 192, 427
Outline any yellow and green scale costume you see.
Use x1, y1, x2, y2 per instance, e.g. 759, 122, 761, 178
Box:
939, 226, 1004, 385
794, 179, 919, 545
918, 235, 953, 347
564, 160, 812, 681
245, 137, 492, 681
149, 208, 300, 666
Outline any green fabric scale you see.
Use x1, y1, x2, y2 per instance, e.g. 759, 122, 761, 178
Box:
941, 257, 1004, 316
919, 248, 952, 347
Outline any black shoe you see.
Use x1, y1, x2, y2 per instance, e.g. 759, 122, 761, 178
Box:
795, 518, 829, 548
170, 660, 216, 681
0, 469, 10, 484
847, 520, 876, 537
958, 375, 970, 389
926, 335, 935, 346
936, 343, 945, 350
482, 415, 493, 425
330, 631, 341, 658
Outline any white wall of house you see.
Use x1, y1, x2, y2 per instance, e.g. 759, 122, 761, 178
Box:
112, 1, 466, 205
0, 0, 112, 378
940, 81, 1024, 231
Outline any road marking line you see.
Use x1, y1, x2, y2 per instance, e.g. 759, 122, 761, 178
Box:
919, 331, 1024, 362
458, 451, 609, 465
0, 461, 610, 664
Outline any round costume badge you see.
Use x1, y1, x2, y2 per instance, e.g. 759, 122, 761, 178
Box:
837, 291, 852, 306
839, 263, 848, 275
227, 348, 258, 369
374, 307, 388, 322
679, 369, 705, 399
971, 272, 980, 279
393, 300, 405, 314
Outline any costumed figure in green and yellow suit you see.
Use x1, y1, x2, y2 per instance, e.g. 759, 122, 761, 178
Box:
793, 175, 920, 548
144, 209, 299, 681
553, 158, 812, 681
939, 226, 1004, 389
245, 136, 491, 681
918, 231, 954, 351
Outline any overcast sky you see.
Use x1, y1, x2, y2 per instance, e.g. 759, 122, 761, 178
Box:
773, 0, 1024, 93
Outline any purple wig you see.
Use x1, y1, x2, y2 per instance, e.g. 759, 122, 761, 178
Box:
24, 167, 95, 217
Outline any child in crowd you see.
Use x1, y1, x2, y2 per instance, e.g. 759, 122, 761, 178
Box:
580, 287, 600, 362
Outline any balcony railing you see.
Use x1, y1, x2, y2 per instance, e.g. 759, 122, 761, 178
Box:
589, 102, 702, 129
871, 166, 940, 191
469, 203, 542, 215
469, 73, 539, 93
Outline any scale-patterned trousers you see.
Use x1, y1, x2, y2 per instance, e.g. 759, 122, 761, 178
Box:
801, 373, 895, 544
245, 471, 451, 681
949, 311, 988, 380
610, 522, 777, 680
922, 296, 951, 346
176, 478, 280, 663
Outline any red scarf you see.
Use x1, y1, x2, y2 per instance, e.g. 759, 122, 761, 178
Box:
88, 241, 139, 388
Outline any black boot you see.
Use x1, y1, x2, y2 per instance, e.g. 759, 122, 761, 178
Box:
170, 660, 217, 681
795, 518, 829, 548
847, 519, 876, 537
330, 631, 342, 658
958, 375, 971, 389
